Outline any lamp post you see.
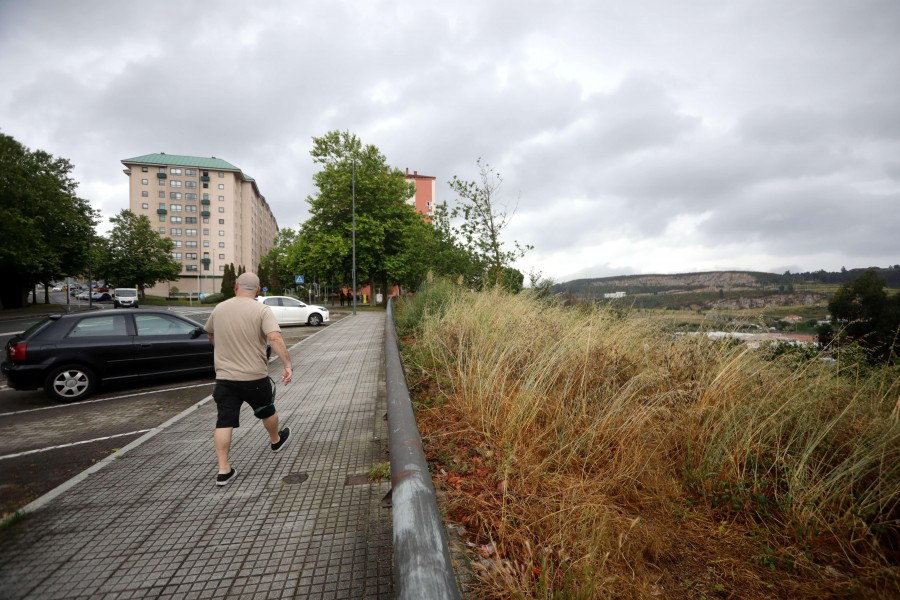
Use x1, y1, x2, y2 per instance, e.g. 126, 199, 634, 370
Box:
352, 160, 357, 316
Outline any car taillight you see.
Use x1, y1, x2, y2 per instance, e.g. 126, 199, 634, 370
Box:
8, 342, 26, 361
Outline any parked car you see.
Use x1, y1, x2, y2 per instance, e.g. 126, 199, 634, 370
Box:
257, 296, 330, 326
114, 288, 140, 309
2, 311, 213, 401
92, 292, 112, 302
75, 291, 91, 300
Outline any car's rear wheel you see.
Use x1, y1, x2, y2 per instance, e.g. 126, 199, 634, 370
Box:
44, 365, 97, 402
308, 313, 323, 326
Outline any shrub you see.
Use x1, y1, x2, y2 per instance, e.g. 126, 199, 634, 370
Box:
200, 293, 224, 304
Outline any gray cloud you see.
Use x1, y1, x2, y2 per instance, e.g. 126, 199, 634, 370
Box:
1, 0, 898, 281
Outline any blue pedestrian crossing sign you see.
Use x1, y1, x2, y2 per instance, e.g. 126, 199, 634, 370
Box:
295, 275, 304, 284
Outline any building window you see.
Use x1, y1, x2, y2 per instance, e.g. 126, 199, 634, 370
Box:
170, 180, 182, 188
142, 202, 149, 209
203, 228, 209, 235
218, 196, 224, 201
172, 241, 182, 248
141, 191, 148, 197
159, 167, 165, 173
219, 242, 225, 248
170, 216, 182, 224
186, 253, 197, 260
202, 193, 209, 200
186, 265, 197, 272
218, 184, 225, 189
171, 252, 182, 259
203, 183, 208, 188
170, 228, 181, 235
219, 254, 225, 259
218, 219, 225, 224
218, 230, 225, 236
159, 191, 165, 198
185, 181, 196, 188
185, 204, 197, 212
203, 218, 209, 224
159, 179, 165, 186
218, 172, 224, 178
142, 167, 148, 172
186, 229, 197, 236
185, 193, 197, 200
219, 265, 225, 271
159, 227, 166, 234
170, 168, 182, 175
141, 179, 148, 185
218, 206, 225, 212
159, 215, 166, 222
186, 241, 197, 248
170, 193, 182, 200
185, 217, 197, 224
185, 169, 196, 176
204, 240, 210, 247
159, 202, 166, 209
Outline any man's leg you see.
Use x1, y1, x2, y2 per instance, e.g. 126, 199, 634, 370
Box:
261, 413, 281, 444
214, 427, 233, 473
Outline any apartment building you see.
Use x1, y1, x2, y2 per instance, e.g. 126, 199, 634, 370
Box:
405, 168, 435, 218
121, 153, 278, 297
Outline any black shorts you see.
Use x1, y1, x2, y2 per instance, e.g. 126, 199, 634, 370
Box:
213, 377, 275, 428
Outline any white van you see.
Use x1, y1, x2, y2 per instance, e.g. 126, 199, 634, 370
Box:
114, 288, 140, 309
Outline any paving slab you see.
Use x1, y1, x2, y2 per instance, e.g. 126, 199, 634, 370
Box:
0, 312, 392, 599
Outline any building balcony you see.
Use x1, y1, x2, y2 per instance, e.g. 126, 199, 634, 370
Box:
157, 208, 167, 214
201, 258, 211, 265
200, 176, 210, 182
200, 210, 210, 217
156, 173, 167, 179
201, 199, 210, 205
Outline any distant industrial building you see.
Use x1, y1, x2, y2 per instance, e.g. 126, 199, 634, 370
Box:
121, 153, 278, 298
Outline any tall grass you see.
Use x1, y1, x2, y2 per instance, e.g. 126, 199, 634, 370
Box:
397, 283, 900, 599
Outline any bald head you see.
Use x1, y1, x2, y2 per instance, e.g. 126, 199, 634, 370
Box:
235, 272, 260, 296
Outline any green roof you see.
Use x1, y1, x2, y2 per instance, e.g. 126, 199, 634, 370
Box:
121, 153, 240, 170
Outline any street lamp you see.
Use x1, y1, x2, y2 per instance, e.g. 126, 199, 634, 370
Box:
352, 160, 357, 316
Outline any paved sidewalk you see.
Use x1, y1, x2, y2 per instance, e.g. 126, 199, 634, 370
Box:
0, 312, 393, 599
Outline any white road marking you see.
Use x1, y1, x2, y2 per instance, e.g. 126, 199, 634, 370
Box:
0, 382, 215, 417
0, 430, 152, 461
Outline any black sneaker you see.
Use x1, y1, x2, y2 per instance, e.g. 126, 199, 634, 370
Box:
216, 468, 237, 486
271, 427, 291, 452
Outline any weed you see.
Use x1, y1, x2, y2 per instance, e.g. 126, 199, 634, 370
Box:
368, 462, 390, 482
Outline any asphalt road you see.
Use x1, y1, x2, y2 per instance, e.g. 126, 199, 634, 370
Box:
0, 301, 346, 518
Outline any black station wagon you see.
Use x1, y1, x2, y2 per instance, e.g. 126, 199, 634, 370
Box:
2, 310, 214, 401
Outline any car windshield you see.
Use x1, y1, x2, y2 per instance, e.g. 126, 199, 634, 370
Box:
117, 290, 137, 297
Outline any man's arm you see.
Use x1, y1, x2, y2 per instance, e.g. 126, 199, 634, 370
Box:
207, 333, 215, 346
267, 331, 292, 384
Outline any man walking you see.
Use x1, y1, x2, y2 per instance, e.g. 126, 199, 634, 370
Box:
205, 272, 293, 486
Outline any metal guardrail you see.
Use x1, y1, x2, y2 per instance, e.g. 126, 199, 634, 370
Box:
385, 297, 461, 600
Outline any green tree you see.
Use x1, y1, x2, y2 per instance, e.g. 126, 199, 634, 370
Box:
447, 159, 532, 288
0, 133, 98, 308
822, 268, 900, 363
221, 263, 236, 298
101, 210, 181, 295
295, 130, 423, 305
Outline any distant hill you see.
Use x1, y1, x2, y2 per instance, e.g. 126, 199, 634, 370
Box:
556, 267, 900, 299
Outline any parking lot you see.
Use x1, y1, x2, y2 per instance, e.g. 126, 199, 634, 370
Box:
0, 301, 348, 518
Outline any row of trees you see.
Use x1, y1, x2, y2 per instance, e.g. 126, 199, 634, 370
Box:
259, 131, 530, 303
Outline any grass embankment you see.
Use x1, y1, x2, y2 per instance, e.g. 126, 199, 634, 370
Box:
395, 282, 900, 599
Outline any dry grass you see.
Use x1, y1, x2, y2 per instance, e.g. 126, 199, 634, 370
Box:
397, 282, 900, 599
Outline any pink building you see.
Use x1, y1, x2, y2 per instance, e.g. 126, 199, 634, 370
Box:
405, 168, 435, 220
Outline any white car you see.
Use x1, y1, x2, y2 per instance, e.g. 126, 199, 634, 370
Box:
257, 296, 330, 326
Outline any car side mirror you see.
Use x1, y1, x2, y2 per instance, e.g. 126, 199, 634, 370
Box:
190, 327, 204, 339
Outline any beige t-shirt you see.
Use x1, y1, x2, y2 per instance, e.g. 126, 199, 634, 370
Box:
205, 296, 281, 381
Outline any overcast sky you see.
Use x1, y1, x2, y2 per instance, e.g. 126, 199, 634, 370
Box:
1, 1, 897, 283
